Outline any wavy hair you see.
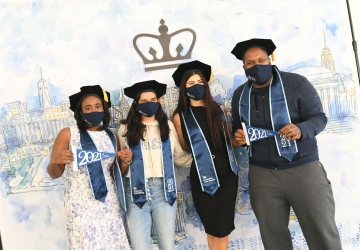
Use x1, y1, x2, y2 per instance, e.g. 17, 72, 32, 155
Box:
121, 93, 169, 147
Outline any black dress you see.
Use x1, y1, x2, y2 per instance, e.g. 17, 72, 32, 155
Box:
180, 106, 238, 237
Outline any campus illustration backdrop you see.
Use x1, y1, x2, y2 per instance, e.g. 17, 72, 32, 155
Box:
0, 0, 360, 249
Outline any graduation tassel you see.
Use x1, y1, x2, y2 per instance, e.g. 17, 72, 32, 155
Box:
271, 52, 275, 62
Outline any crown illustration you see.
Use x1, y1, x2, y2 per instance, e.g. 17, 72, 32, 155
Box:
133, 19, 196, 72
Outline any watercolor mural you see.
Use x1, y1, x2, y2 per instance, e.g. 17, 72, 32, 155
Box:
0, 0, 360, 249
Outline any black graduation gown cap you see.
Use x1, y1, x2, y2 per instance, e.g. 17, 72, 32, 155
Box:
124, 80, 167, 99
231, 38, 276, 61
69, 85, 111, 112
172, 60, 211, 87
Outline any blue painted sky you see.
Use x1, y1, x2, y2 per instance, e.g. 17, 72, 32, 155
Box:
0, 0, 357, 110
0, 1, 360, 249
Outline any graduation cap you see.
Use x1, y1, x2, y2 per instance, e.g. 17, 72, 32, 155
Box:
124, 80, 167, 99
231, 38, 276, 61
69, 85, 111, 112
172, 60, 212, 87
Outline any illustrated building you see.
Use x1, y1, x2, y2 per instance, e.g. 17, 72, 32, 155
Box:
161, 87, 179, 119
175, 191, 187, 240
321, 28, 335, 74
38, 67, 53, 108
110, 89, 131, 132
289, 30, 357, 133
210, 79, 226, 104
0, 68, 72, 193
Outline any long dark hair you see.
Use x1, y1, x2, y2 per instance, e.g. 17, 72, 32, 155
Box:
173, 70, 224, 146
74, 96, 111, 131
121, 92, 170, 147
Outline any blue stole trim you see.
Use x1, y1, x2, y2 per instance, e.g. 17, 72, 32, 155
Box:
78, 128, 127, 210
104, 129, 127, 211
239, 78, 253, 157
217, 106, 239, 175
128, 141, 147, 209
159, 132, 177, 206
181, 108, 220, 196
129, 130, 176, 208
239, 65, 298, 162
270, 66, 298, 161
78, 128, 109, 203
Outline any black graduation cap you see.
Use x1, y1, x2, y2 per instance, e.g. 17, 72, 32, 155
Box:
172, 60, 211, 87
69, 85, 111, 112
231, 38, 276, 61
124, 80, 167, 99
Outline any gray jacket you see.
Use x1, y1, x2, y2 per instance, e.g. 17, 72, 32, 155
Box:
231, 68, 327, 169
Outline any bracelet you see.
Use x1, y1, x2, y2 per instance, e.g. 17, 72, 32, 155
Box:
122, 160, 132, 165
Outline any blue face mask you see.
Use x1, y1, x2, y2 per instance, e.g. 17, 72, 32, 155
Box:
82, 112, 105, 127
186, 84, 206, 100
245, 64, 272, 85
136, 102, 160, 117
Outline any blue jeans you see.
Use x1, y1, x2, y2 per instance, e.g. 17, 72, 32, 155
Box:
125, 177, 176, 250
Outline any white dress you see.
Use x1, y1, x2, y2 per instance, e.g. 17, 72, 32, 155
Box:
64, 126, 130, 250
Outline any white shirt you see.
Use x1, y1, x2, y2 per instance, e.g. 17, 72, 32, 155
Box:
118, 120, 192, 178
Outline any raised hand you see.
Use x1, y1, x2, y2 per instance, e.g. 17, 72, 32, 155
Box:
51, 150, 74, 165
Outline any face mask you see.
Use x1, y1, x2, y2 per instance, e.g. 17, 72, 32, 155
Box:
136, 102, 159, 117
82, 112, 105, 127
186, 84, 206, 100
245, 64, 272, 85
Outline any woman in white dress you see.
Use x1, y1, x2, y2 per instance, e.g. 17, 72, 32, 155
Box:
47, 85, 131, 250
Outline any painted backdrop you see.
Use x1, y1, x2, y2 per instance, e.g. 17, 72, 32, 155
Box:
0, 0, 360, 249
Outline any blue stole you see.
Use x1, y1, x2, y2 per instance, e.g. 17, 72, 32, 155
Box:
217, 106, 239, 175
182, 106, 237, 196
78, 128, 126, 210
239, 65, 298, 161
128, 128, 176, 209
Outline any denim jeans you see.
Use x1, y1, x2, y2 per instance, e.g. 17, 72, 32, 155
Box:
125, 177, 176, 250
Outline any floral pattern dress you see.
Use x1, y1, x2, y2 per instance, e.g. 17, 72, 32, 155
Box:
64, 126, 130, 250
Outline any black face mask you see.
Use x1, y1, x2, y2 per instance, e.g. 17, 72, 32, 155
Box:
186, 84, 206, 100
81, 112, 105, 126
136, 102, 160, 117
245, 64, 272, 84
